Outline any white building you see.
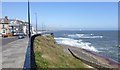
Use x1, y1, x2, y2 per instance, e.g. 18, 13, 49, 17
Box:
9, 19, 29, 36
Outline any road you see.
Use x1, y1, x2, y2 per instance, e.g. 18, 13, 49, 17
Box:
2, 37, 18, 46
2, 37, 19, 51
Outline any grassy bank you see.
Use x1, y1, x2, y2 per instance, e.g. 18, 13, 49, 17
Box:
33, 35, 87, 68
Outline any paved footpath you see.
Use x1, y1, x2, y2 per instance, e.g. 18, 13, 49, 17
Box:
2, 37, 29, 68
0, 37, 2, 69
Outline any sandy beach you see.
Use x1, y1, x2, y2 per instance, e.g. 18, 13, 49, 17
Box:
59, 44, 120, 68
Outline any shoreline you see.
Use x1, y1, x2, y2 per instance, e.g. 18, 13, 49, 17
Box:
81, 48, 120, 65
58, 44, 120, 68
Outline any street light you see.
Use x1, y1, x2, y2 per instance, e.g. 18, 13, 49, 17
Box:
28, 0, 31, 38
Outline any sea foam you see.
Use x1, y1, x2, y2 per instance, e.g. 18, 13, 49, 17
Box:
54, 37, 99, 52
68, 34, 103, 39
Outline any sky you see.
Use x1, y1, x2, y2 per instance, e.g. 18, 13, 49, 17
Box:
2, 2, 118, 30
1, 0, 119, 2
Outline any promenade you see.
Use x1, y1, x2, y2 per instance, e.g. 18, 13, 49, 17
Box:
0, 37, 2, 69
2, 37, 28, 68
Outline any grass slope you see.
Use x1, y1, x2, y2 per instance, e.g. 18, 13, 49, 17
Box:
34, 35, 87, 68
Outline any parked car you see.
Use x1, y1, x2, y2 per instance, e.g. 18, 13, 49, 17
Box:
0, 33, 2, 37
18, 33, 25, 39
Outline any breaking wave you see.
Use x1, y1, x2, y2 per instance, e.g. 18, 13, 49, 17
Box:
54, 37, 99, 52
68, 34, 103, 39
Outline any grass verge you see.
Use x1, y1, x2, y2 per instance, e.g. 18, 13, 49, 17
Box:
34, 35, 87, 68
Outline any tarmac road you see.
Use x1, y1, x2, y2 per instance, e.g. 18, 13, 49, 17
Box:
2, 36, 18, 46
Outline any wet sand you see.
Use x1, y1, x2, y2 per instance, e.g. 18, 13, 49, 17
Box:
59, 44, 120, 68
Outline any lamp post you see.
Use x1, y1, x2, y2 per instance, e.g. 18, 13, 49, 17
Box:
24, 0, 31, 69
28, 0, 31, 38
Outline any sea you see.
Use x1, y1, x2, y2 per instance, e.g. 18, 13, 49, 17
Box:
52, 30, 119, 63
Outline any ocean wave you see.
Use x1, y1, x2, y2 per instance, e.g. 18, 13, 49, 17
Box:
54, 37, 99, 52
68, 34, 103, 39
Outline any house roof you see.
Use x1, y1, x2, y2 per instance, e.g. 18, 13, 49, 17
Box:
0, 18, 9, 24
0, 18, 29, 25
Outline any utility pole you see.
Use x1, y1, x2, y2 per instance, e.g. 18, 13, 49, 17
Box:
35, 13, 37, 31
28, 0, 31, 38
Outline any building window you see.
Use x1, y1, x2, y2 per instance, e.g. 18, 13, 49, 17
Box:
2, 30, 5, 33
2, 24, 5, 28
1, 19, 4, 23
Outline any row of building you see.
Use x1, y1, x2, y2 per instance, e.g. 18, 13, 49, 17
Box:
0, 16, 35, 37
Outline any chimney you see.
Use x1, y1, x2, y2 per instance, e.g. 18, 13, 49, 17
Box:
4, 16, 9, 23
5, 16, 8, 19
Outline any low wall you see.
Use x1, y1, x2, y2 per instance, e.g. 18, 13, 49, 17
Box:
68, 48, 112, 69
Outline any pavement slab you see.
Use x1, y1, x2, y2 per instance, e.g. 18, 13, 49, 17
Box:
0, 37, 2, 70
2, 37, 28, 68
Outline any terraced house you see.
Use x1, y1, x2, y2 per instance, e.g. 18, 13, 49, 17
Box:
0, 16, 30, 37
0, 16, 10, 37
9, 19, 29, 36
